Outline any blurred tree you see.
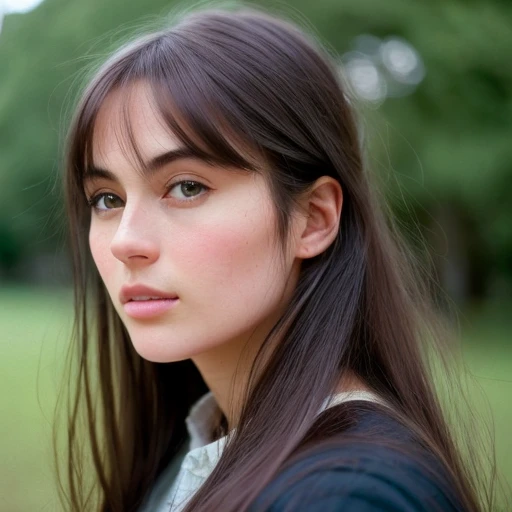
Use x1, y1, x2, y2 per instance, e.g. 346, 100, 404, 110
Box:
274, 0, 512, 302
0, 219, 20, 275
0, 0, 510, 300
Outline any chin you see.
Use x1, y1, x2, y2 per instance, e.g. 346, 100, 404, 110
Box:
132, 345, 189, 363
127, 331, 204, 363
128, 339, 183, 363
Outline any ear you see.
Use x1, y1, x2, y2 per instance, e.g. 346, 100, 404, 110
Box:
295, 176, 343, 259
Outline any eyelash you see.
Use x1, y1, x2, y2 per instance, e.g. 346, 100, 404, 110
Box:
86, 180, 210, 212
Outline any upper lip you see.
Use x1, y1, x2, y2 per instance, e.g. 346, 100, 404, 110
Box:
120, 284, 178, 304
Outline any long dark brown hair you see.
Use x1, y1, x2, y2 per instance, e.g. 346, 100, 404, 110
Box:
56, 4, 499, 511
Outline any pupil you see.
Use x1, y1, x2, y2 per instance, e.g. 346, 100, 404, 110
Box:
182, 182, 200, 197
104, 194, 119, 208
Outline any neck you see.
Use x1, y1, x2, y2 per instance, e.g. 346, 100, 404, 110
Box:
191, 327, 265, 431
191, 262, 302, 429
192, 329, 370, 432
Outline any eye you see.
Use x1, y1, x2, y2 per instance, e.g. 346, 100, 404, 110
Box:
88, 193, 124, 211
167, 180, 209, 201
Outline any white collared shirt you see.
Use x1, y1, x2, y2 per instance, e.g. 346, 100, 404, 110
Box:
140, 390, 385, 511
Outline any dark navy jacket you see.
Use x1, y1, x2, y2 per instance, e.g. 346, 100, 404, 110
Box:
249, 402, 465, 511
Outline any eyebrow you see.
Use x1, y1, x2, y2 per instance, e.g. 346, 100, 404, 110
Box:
83, 148, 212, 184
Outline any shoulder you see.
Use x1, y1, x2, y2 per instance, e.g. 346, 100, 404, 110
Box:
251, 405, 465, 512
259, 446, 462, 512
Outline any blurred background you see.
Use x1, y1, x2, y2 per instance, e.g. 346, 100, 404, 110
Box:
0, 0, 510, 510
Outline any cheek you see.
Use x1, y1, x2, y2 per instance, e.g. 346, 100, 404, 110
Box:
173, 205, 283, 309
191, 229, 267, 281
89, 224, 115, 282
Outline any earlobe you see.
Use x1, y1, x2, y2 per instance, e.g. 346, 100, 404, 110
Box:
295, 177, 343, 259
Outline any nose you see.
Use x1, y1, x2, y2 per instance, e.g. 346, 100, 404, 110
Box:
110, 205, 160, 265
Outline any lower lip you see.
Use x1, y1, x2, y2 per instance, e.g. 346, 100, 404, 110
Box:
123, 298, 179, 319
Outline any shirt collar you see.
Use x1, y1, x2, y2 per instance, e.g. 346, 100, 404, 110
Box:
184, 389, 386, 452
185, 391, 220, 450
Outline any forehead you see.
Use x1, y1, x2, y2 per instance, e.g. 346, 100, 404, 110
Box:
92, 82, 181, 169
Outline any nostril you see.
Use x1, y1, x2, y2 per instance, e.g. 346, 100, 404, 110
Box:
110, 237, 160, 264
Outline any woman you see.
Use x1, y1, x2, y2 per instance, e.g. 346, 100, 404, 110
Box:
57, 5, 494, 511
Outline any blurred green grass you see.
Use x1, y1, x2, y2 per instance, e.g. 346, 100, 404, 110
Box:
1, 288, 72, 511
1, 288, 511, 511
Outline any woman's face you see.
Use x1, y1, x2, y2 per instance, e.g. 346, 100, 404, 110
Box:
86, 85, 301, 363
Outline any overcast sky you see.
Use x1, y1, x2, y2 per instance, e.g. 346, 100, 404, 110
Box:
2, 0, 45, 14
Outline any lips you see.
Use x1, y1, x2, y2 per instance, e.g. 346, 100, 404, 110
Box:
120, 284, 178, 305
120, 285, 179, 320
131, 296, 168, 301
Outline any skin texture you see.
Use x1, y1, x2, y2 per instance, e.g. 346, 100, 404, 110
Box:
86, 83, 347, 424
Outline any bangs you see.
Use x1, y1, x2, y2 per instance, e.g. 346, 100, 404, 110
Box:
75, 32, 264, 188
